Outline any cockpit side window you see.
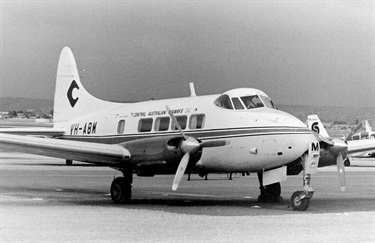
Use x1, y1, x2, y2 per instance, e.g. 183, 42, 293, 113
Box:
231, 97, 245, 110
240, 95, 264, 109
214, 94, 234, 110
260, 95, 277, 109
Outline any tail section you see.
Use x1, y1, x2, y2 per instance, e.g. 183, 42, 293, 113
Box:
307, 115, 330, 137
53, 47, 119, 126
364, 120, 372, 132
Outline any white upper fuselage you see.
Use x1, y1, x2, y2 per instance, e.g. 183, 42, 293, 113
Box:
59, 88, 314, 173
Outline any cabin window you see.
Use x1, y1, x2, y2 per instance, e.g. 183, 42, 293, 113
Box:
154, 117, 170, 131
117, 120, 125, 134
214, 94, 233, 110
171, 116, 187, 130
138, 118, 153, 132
189, 114, 205, 129
240, 95, 264, 109
231, 98, 245, 110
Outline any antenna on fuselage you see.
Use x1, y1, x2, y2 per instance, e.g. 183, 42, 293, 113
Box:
189, 82, 197, 97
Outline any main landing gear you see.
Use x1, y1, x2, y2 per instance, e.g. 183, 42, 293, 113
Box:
257, 172, 283, 203
110, 165, 133, 204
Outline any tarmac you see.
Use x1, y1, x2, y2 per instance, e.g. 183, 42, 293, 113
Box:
1, 152, 374, 242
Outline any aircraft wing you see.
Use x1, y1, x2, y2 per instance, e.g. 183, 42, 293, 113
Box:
347, 139, 375, 155
0, 127, 65, 137
0, 133, 130, 165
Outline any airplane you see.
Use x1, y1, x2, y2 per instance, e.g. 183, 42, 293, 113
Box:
307, 115, 375, 167
345, 120, 375, 164
1, 47, 374, 211
347, 120, 375, 140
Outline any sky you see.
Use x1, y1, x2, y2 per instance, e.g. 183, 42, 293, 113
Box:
0, 1, 374, 107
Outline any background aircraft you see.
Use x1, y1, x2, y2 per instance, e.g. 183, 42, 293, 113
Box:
307, 115, 375, 167
1, 47, 374, 211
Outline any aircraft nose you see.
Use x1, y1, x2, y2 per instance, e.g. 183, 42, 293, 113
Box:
265, 109, 307, 128
280, 114, 307, 127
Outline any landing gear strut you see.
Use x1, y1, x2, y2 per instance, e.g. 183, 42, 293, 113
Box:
290, 140, 320, 211
110, 165, 133, 204
257, 172, 283, 203
290, 173, 313, 211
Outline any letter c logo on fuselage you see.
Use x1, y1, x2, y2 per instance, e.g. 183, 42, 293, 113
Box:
67, 80, 79, 107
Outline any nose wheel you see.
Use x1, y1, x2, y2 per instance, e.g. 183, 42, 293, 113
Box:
290, 191, 310, 211
290, 140, 320, 211
290, 174, 314, 211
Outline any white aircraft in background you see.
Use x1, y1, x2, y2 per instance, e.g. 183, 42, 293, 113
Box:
348, 120, 375, 140
1, 47, 374, 211
344, 120, 375, 165
307, 115, 375, 167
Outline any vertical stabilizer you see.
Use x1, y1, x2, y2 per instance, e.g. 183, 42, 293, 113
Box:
307, 115, 330, 137
364, 120, 372, 132
53, 47, 118, 126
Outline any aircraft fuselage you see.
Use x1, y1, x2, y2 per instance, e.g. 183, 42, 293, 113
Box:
57, 93, 313, 173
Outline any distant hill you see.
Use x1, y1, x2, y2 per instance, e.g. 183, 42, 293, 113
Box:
0, 97, 53, 114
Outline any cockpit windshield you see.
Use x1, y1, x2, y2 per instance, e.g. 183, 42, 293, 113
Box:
240, 95, 264, 109
214, 89, 277, 111
260, 95, 277, 109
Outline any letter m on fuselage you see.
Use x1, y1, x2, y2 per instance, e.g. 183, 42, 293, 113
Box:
311, 142, 319, 152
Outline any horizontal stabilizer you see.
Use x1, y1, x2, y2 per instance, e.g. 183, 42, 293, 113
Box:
0, 127, 65, 137
0, 133, 130, 165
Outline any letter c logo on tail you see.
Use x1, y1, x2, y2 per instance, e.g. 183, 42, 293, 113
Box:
67, 80, 79, 107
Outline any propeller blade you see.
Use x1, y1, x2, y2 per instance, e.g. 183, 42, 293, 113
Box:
172, 152, 190, 191
345, 121, 363, 142
336, 154, 346, 192
166, 106, 188, 140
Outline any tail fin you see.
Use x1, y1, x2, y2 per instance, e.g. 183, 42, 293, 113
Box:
364, 120, 372, 132
307, 114, 330, 137
53, 47, 118, 125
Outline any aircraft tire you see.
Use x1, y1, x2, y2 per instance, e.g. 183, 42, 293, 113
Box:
290, 191, 309, 211
344, 159, 350, 167
258, 183, 283, 203
110, 177, 131, 204
266, 183, 281, 198
66, 160, 73, 166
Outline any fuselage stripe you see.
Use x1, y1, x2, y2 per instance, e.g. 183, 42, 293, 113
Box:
58, 126, 312, 144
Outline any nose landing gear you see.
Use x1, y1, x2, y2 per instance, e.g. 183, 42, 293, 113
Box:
290, 140, 320, 211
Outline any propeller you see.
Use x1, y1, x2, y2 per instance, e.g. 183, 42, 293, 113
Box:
332, 121, 363, 191
313, 120, 363, 191
344, 122, 363, 142
166, 106, 227, 190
